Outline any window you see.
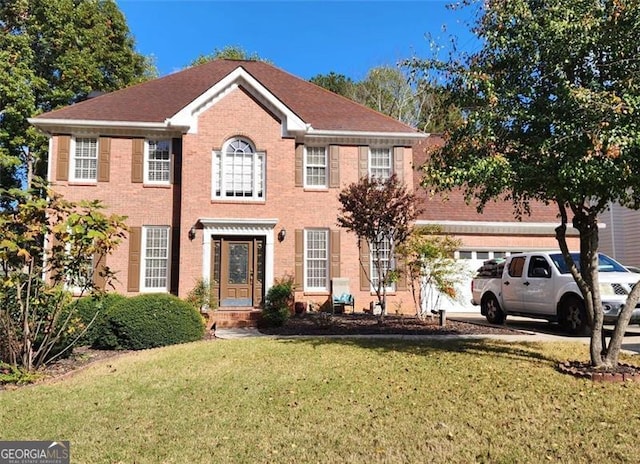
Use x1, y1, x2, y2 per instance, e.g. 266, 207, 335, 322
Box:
304, 146, 327, 188
141, 226, 170, 291
66, 254, 94, 293
458, 251, 473, 259
528, 256, 551, 278
370, 235, 395, 291
213, 138, 265, 200
71, 137, 98, 181
145, 139, 171, 184
508, 256, 526, 278
369, 147, 392, 180
305, 229, 329, 290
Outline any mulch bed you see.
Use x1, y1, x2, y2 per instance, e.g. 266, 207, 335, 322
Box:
258, 312, 523, 336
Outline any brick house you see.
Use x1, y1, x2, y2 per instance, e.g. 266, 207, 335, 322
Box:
29, 59, 427, 324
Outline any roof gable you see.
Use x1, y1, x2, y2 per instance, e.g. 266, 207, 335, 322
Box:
31, 60, 424, 140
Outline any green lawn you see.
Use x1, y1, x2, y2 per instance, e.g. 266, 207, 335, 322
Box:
2, 337, 640, 463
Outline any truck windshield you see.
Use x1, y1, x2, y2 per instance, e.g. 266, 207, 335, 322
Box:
549, 253, 629, 274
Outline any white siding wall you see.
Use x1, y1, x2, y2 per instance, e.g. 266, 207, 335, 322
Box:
600, 204, 640, 267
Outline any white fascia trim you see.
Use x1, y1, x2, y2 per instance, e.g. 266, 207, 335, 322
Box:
27, 118, 181, 132
306, 129, 429, 140
198, 218, 279, 228
46, 136, 53, 182
169, 67, 307, 135
416, 220, 580, 236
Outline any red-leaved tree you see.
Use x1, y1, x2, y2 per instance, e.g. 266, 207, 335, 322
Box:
337, 175, 419, 320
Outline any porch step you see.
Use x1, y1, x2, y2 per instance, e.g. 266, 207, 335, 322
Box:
209, 308, 262, 329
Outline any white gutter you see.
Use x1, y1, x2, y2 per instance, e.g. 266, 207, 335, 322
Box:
416, 219, 580, 236
305, 129, 429, 140
27, 118, 189, 132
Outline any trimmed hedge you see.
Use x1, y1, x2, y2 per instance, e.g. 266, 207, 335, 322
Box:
95, 293, 205, 350
70, 293, 127, 347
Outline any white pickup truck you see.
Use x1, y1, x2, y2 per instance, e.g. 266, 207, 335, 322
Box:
471, 251, 640, 334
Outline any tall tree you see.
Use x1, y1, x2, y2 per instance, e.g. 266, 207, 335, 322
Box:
309, 72, 356, 99
353, 66, 432, 129
410, 0, 640, 369
0, 0, 154, 188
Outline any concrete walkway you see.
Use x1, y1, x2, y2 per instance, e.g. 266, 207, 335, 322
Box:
214, 312, 640, 355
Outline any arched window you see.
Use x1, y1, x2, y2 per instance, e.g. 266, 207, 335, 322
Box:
213, 138, 265, 200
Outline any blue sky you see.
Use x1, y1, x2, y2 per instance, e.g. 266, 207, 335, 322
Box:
115, 0, 479, 80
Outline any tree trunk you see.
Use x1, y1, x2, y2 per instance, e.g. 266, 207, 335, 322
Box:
558, 201, 640, 369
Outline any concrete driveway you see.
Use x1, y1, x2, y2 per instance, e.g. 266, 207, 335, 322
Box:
450, 312, 640, 354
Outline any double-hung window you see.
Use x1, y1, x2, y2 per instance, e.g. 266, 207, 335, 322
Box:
369, 147, 392, 180
213, 138, 265, 200
370, 235, 395, 291
304, 146, 327, 188
66, 253, 94, 294
305, 229, 329, 291
145, 139, 171, 184
71, 137, 98, 181
141, 226, 170, 292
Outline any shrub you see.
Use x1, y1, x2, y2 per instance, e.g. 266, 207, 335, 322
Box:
185, 278, 217, 312
261, 275, 295, 327
69, 293, 128, 347
96, 294, 205, 350
0, 362, 39, 385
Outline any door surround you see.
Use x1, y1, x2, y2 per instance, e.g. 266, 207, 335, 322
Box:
198, 218, 277, 296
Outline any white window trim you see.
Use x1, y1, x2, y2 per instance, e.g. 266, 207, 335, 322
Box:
368, 146, 393, 180
304, 228, 329, 292
144, 139, 172, 185
370, 237, 396, 292
63, 242, 94, 295
211, 139, 266, 202
303, 146, 328, 189
70, 136, 98, 183
140, 225, 170, 293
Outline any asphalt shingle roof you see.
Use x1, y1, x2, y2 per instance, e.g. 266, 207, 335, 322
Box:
35, 60, 420, 134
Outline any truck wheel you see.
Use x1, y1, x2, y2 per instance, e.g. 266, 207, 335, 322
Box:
482, 295, 505, 324
561, 296, 589, 335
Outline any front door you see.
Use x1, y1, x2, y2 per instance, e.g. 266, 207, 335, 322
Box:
212, 236, 265, 307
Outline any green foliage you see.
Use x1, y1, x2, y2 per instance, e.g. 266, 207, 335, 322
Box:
96, 294, 205, 350
409, 0, 640, 368
352, 65, 433, 129
0, 0, 154, 187
309, 72, 356, 98
0, 183, 127, 370
190, 45, 267, 67
261, 275, 295, 327
185, 278, 217, 312
67, 293, 127, 347
396, 226, 467, 317
0, 362, 39, 385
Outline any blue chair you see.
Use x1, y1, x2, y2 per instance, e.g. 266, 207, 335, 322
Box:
332, 278, 355, 313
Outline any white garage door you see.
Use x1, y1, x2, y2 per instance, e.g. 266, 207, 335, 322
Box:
421, 250, 518, 314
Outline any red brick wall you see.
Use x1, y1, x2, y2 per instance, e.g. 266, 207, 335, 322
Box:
413, 135, 561, 223
50, 135, 175, 295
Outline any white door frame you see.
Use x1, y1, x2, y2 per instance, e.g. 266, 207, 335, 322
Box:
198, 218, 278, 294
